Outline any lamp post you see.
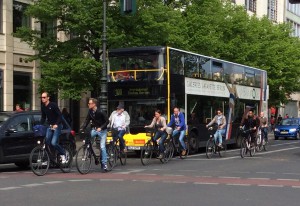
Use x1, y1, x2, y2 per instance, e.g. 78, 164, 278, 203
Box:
100, 0, 107, 112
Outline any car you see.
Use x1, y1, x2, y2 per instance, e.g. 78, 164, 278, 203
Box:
0, 111, 76, 168
274, 118, 300, 140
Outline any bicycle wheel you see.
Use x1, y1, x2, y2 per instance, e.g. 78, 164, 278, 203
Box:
141, 141, 153, 166
106, 144, 117, 171
206, 139, 215, 159
256, 136, 263, 152
161, 140, 174, 163
119, 146, 127, 166
240, 138, 247, 158
59, 146, 73, 173
75, 145, 92, 174
30, 145, 50, 176
218, 142, 227, 157
249, 143, 256, 157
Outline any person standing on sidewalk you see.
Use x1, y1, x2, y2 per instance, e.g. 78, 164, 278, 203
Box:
40, 92, 67, 163
259, 112, 268, 143
81, 98, 109, 172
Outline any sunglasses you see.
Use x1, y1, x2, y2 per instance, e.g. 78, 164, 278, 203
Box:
41, 96, 47, 99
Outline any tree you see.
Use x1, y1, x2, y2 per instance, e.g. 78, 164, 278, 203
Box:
183, 0, 300, 106
14, 0, 187, 100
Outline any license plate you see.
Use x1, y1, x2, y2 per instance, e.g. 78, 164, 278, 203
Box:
127, 146, 141, 150
281, 131, 288, 134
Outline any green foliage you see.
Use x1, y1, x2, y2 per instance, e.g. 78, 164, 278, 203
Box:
14, 0, 300, 106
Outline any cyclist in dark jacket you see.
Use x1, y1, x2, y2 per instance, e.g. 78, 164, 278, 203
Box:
240, 109, 260, 146
81, 98, 109, 172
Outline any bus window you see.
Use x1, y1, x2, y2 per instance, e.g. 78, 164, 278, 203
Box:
212, 61, 223, 81
245, 67, 255, 86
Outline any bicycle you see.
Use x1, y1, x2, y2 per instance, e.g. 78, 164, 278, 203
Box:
29, 136, 73, 176
167, 127, 189, 159
256, 128, 268, 152
206, 127, 227, 159
75, 130, 116, 174
107, 138, 127, 166
240, 128, 256, 158
140, 129, 174, 165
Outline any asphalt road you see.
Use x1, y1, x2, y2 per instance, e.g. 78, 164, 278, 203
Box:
1, 135, 300, 206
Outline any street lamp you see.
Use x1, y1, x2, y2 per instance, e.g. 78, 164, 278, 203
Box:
100, 0, 108, 113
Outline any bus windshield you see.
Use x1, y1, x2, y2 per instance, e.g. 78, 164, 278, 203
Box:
108, 49, 165, 82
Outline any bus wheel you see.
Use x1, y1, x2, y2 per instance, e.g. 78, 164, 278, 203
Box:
188, 132, 198, 154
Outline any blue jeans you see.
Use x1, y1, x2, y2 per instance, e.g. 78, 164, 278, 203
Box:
261, 127, 268, 142
45, 124, 65, 155
152, 130, 167, 153
214, 129, 225, 145
91, 129, 107, 165
172, 129, 187, 150
112, 129, 126, 150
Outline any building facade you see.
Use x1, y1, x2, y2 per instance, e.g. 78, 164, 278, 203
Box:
0, 0, 40, 111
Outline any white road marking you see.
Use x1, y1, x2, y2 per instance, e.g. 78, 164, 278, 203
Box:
219, 176, 241, 179
248, 177, 271, 180
21, 183, 44, 187
194, 182, 219, 185
292, 186, 300, 189
100, 179, 124, 182
226, 183, 251, 186
43, 181, 64, 184
114, 169, 145, 174
0, 187, 22, 191
173, 181, 187, 184
258, 185, 284, 188
68, 179, 92, 182
277, 179, 299, 182
0, 176, 9, 179
195, 176, 212, 178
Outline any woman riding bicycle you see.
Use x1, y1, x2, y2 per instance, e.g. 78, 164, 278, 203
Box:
145, 109, 167, 159
206, 109, 227, 147
240, 109, 260, 147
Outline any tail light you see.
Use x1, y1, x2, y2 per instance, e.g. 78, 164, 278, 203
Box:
70, 130, 76, 137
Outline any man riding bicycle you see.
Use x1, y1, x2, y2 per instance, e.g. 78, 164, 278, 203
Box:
40, 92, 67, 164
81, 98, 109, 172
145, 109, 167, 159
206, 109, 226, 147
167, 107, 187, 156
108, 104, 130, 153
240, 109, 260, 147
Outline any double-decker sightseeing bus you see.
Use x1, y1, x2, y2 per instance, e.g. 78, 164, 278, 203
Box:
107, 46, 268, 153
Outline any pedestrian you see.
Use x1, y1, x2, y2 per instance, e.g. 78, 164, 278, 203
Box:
80, 98, 109, 172
15, 104, 23, 112
108, 104, 130, 153
285, 114, 289, 118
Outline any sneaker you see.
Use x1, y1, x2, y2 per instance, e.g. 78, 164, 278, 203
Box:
157, 153, 164, 159
60, 155, 67, 164
102, 164, 108, 172
218, 143, 223, 148
181, 150, 186, 156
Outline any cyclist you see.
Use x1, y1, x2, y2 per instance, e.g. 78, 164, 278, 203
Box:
40, 92, 66, 164
108, 104, 130, 153
81, 98, 109, 172
259, 112, 268, 143
145, 109, 167, 159
167, 107, 187, 156
240, 109, 260, 147
206, 109, 226, 147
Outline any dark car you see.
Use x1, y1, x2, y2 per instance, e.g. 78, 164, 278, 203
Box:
274, 118, 300, 140
0, 111, 76, 168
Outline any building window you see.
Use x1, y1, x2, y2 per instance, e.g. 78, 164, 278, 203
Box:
268, 0, 278, 22
13, 1, 31, 33
13, 72, 32, 111
245, 0, 257, 13
41, 21, 57, 38
287, 19, 300, 37
0, 0, 3, 33
287, 0, 300, 16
